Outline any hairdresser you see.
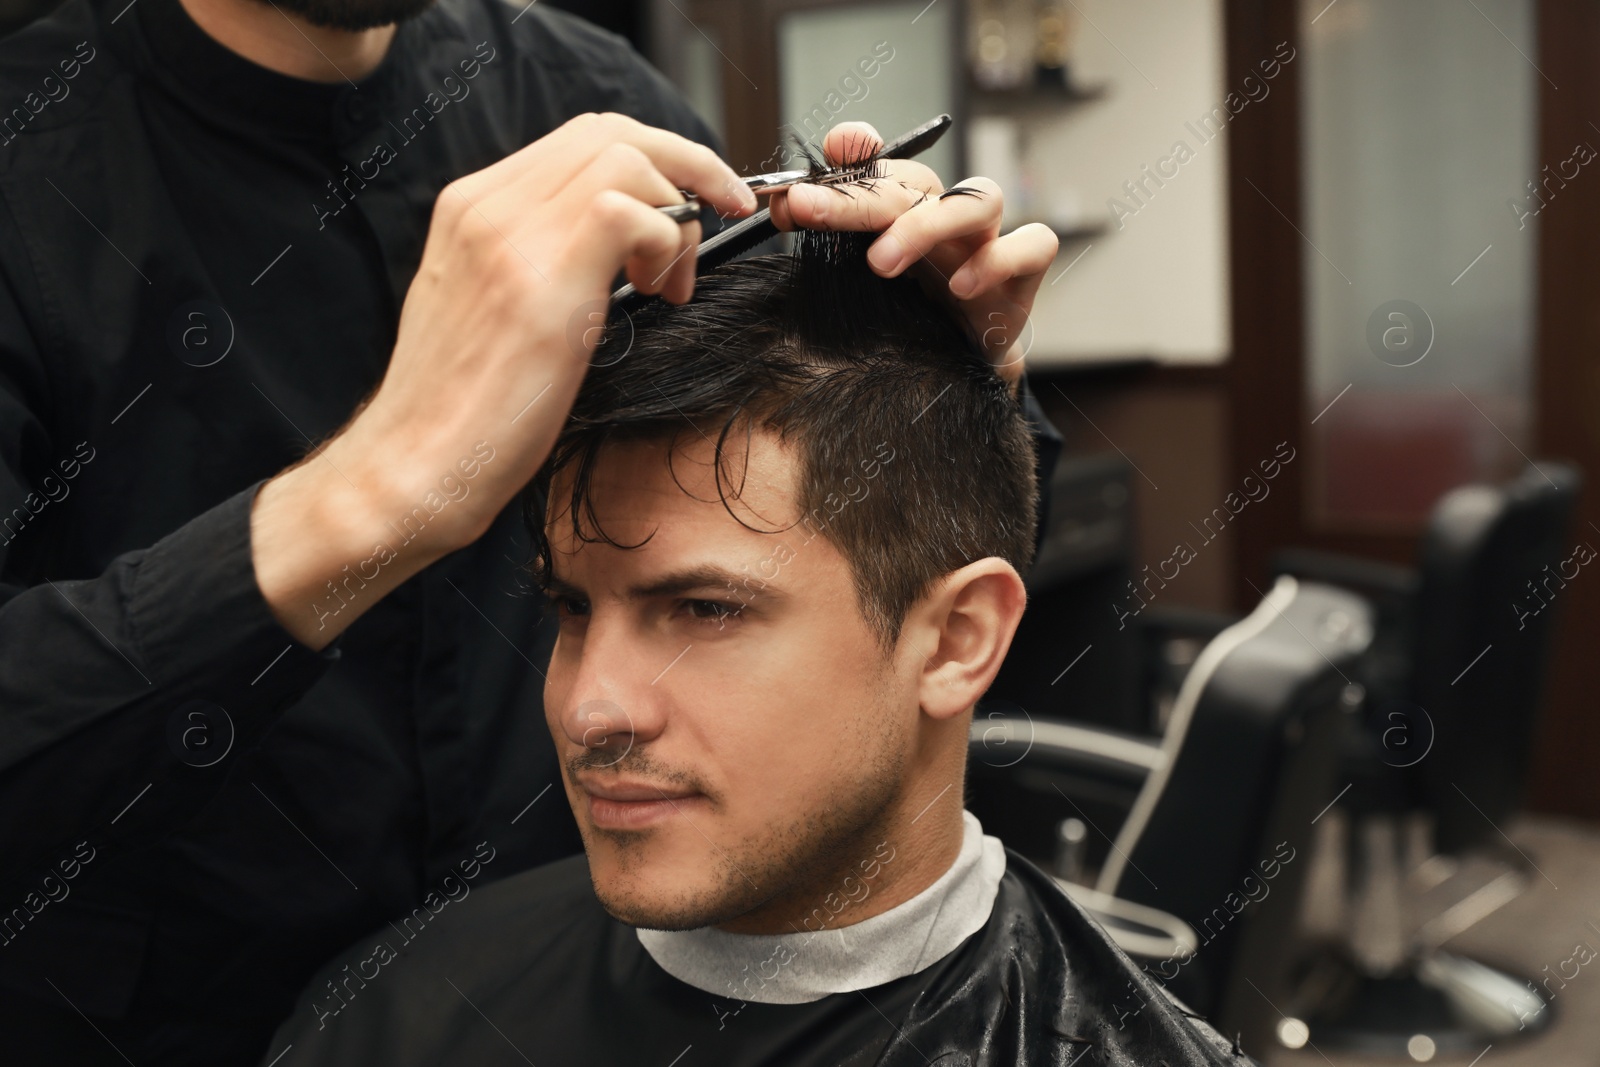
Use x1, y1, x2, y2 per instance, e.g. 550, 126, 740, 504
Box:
0, 0, 1059, 1060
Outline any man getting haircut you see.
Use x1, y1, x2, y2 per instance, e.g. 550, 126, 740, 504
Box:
265, 233, 1249, 1066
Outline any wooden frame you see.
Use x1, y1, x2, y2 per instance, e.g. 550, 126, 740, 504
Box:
1526, 0, 1600, 818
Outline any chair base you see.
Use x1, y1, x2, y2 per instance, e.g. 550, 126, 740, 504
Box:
1291, 950, 1550, 1057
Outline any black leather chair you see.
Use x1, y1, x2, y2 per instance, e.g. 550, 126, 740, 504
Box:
969, 575, 1374, 1057
1270, 461, 1582, 1055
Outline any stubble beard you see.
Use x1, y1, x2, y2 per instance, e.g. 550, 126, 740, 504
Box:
583, 704, 909, 932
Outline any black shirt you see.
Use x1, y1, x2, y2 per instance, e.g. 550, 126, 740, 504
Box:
0, 0, 1063, 1062
264, 850, 1251, 1067
0, 0, 721, 1061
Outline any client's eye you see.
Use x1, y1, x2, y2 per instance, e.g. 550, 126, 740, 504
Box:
548, 594, 590, 618
683, 599, 743, 624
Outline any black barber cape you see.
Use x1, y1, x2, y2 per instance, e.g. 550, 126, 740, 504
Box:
268, 850, 1252, 1067
0, 0, 1064, 1062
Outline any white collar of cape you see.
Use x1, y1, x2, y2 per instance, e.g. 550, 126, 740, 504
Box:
635, 809, 1007, 1005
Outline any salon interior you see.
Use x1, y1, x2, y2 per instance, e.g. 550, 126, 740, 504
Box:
8, 0, 1592, 1061
416, 0, 1600, 1064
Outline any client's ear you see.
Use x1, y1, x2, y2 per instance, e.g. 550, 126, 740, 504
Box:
908, 558, 1027, 720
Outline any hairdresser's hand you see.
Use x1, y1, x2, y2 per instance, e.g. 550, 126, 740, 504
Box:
251, 113, 757, 649
769, 121, 1058, 390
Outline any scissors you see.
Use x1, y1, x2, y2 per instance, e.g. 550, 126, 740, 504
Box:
609, 114, 953, 308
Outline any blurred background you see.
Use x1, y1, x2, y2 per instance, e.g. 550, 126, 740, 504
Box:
7, 0, 1595, 1062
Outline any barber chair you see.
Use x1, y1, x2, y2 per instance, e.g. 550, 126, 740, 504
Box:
969, 575, 1374, 1057
1269, 461, 1581, 1056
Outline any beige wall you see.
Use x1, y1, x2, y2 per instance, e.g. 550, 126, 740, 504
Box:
1012, 0, 1232, 366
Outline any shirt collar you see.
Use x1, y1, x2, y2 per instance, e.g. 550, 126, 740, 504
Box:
115, 0, 461, 145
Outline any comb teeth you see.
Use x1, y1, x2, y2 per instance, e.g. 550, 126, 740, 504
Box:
791, 135, 890, 192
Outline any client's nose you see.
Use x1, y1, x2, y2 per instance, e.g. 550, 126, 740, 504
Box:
556, 628, 669, 764
570, 697, 633, 767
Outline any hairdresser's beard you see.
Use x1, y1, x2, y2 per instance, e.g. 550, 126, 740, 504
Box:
259, 0, 435, 32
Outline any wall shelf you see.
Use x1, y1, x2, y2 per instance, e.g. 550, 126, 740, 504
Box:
967, 78, 1109, 116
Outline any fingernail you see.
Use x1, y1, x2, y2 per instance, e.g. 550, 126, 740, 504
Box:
868, 233, 905, 274
950, 267, 976, 298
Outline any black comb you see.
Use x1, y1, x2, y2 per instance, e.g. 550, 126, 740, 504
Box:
610, 113, 953, 311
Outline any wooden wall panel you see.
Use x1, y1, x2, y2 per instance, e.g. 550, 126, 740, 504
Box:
1526, 0, 1600, 819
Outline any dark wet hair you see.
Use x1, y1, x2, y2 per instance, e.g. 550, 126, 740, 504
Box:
524, 231, 1037, 647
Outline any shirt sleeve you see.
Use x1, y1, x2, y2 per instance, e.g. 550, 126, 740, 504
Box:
0, 264, 337, 895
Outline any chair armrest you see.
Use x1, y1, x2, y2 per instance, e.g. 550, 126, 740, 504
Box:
971, 716, 1164, 788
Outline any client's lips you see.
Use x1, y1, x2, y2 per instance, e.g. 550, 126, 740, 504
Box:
577, 775, 704, 830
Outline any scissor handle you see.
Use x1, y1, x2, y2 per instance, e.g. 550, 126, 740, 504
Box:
658, 201, 703, 224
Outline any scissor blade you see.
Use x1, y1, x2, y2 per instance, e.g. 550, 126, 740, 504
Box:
745, 169, 811, 193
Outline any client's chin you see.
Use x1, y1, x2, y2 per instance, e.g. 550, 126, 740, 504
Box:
585, 806, 900, 934
590, 868, 770, 932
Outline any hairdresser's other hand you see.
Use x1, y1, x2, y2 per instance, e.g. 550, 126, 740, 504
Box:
251, 113, 757, 649
770, 121, 1058, 390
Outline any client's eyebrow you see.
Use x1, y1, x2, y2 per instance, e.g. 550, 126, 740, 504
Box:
540, 575, 588, 602
542, 565, 789, 603
630, 564, 787, 602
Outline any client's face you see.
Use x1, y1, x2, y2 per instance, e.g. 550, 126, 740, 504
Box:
542, 430, 920, 932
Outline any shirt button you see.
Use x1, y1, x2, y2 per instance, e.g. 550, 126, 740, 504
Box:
344, 92, 370, 125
